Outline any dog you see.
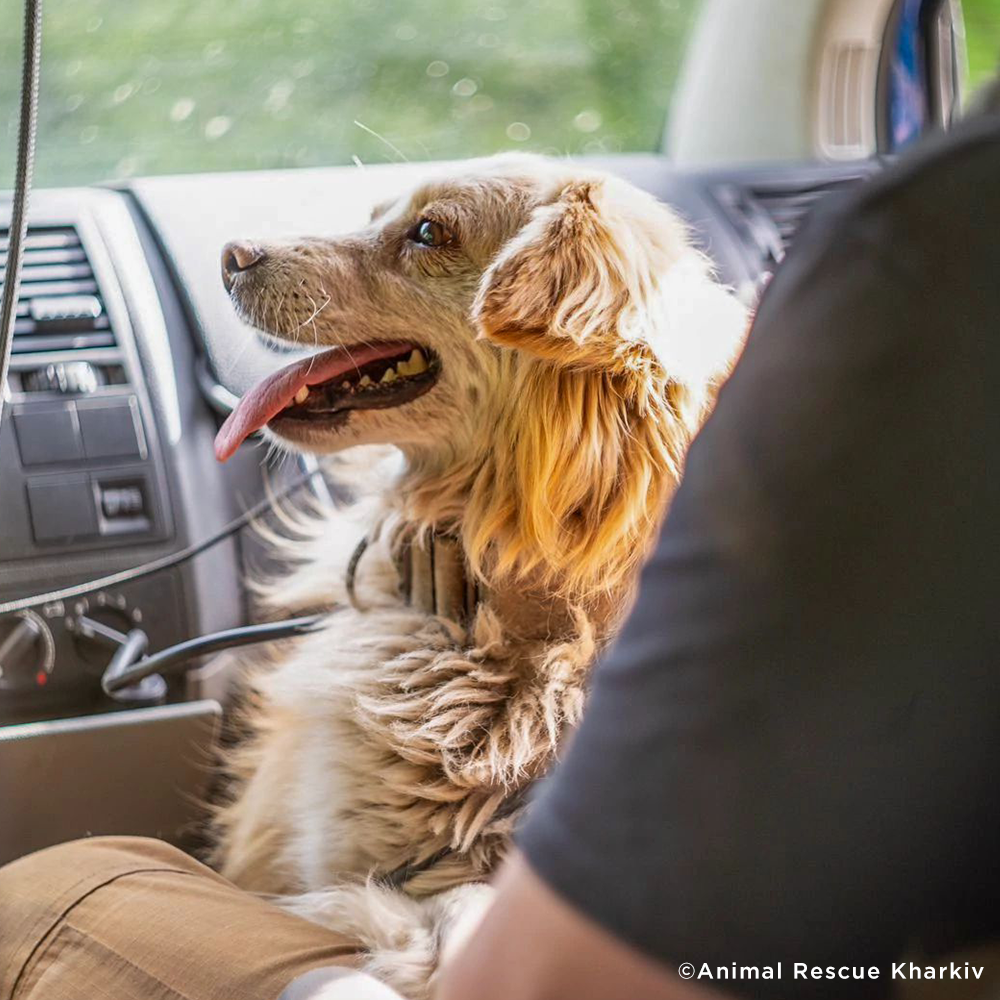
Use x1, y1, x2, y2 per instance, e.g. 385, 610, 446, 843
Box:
211, 154, 747, 998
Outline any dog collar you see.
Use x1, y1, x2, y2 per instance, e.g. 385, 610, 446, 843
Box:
345, 530, 479, 622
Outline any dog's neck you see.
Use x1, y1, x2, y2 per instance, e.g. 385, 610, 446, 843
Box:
390, 466, 658, 648
389, 375, 701, 644
394, 525, 634, 645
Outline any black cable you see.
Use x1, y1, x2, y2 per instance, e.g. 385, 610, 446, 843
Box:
101, 614, 323, 695
0, 0, 43, 436
0, 467, 323, 615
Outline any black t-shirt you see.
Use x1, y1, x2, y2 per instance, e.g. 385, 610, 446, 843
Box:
519, 118, 1000, 999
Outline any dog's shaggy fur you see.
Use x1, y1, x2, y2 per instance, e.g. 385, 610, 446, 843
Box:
211, 155, 747, 997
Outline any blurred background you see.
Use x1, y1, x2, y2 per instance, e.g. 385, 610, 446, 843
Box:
0, 0, 998, 186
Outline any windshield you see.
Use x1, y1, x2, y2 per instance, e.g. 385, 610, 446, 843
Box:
0, 0, 703, 188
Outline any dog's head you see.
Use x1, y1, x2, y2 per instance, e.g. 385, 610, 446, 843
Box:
218, 154, 746, 597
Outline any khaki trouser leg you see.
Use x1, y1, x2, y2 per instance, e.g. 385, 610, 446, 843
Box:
0, 837, 360, 1000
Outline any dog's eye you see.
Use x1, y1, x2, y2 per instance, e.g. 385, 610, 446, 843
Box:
410, 219, 453, 248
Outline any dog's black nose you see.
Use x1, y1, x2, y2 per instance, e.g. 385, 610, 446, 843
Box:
221, 241, 265, 291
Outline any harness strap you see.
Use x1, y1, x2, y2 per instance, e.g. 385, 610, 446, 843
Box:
379, 782, 534, 891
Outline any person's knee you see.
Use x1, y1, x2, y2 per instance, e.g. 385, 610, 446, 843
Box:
0, 836, 206, 998
1, 835, 187, 879
0, 835, 201, 919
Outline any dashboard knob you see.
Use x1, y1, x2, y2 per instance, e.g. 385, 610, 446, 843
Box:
0, 611, 55, 690
21, 361, 104, 395
69, 593, 143, 668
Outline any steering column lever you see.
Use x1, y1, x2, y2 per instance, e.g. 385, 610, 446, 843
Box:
90, 622, 167, 706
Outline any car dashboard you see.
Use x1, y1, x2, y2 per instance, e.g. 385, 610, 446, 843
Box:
0, 154, 878, 859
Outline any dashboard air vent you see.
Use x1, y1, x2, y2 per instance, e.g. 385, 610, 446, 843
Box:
746, 175, 866, 253
0, 225, 115, 355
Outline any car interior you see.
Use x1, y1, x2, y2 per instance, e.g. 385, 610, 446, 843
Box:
0, 0, 997, 881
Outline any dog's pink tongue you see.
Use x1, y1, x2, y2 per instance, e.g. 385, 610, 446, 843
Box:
214, 343, 414, 462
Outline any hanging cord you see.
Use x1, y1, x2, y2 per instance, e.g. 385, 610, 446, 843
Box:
0, 0, 43, 439
0, 467, 323, 615
101, 614, 323, 696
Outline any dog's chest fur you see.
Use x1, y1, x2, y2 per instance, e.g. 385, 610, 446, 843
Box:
212, 530, 598, 899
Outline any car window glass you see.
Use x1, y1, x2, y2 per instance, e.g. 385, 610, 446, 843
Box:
0, 0, 703, 187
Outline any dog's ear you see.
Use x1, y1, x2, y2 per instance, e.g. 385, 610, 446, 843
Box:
473, 175, 745, 388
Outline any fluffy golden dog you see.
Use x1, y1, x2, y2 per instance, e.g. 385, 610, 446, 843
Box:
211, 154, 746, 997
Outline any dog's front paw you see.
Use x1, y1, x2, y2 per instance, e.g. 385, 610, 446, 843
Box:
430, 882, 496, 968
280, 968, 407, 1000
276, 881, 495, 1000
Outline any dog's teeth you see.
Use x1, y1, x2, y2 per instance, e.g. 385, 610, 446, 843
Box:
359, 374, 372, 387
341, 381, 351, 390
408, 349, 428, 374
380, 367, 397, 383
294, 386, 310, 404
396, 360, 412, 376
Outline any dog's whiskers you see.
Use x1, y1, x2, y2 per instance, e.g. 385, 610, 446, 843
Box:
353, 120, 409, 163
296, 293, 332, 336
269, 283, 290, 337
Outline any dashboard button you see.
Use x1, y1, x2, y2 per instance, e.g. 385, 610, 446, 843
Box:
100, 485, 144, 519
26, 475, 98, 543
93, 477, 151, 535
77, 396, 145, 460
13, 405, 84, 466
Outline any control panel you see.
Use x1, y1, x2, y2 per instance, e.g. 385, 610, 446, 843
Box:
1, 208, 183, 724
0, 572, 187, 724
0, 220, 172, 558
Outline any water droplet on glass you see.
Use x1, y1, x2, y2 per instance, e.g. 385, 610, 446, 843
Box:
506, 122, 531, 141
170, 98, 196, 123
112, 83, 136, 105
115, 156, 138, 178
265, 79, 295, 114
426, 60, 449, 78
205, 116, 233, 140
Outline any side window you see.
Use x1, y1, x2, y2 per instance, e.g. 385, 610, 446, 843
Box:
885, 0, 932, 151
961, 0, 1000, 103
882, 0, 999, 153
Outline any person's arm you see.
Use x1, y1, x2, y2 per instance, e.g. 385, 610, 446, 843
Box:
438, 853, 729, 1000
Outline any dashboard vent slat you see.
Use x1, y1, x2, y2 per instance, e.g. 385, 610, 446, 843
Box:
12, 263, 95, 284
747, 176, 866, 253
0, 224, 115, 355
0, 229, 79, 252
